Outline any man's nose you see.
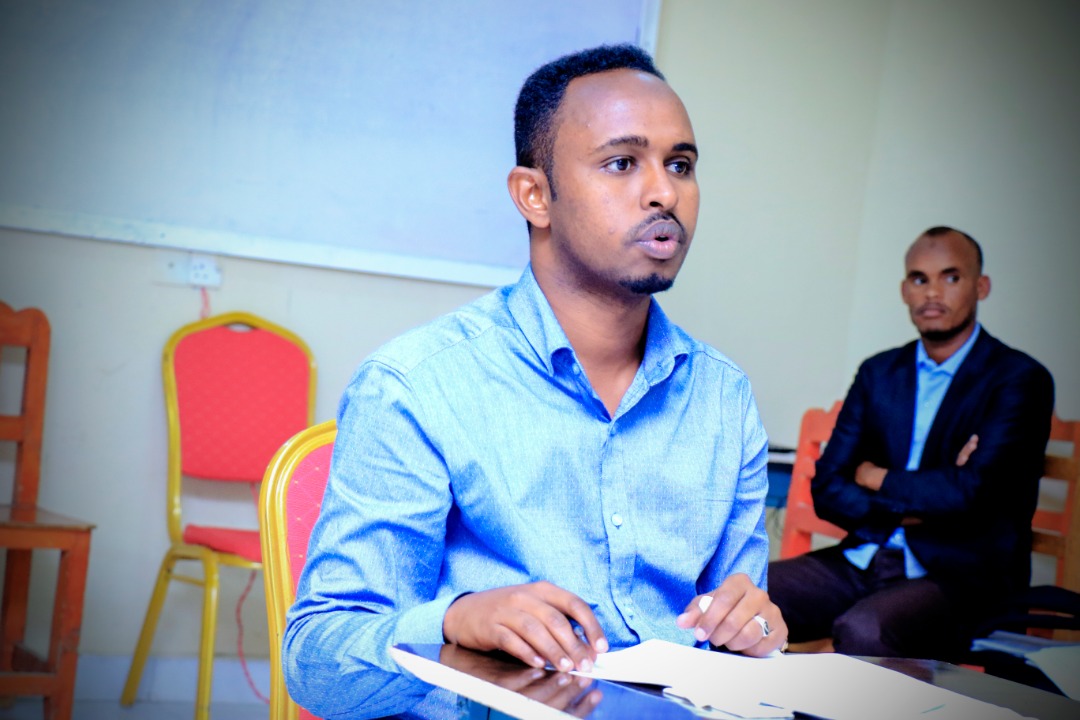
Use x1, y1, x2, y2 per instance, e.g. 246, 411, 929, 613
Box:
642, 163, 676, 210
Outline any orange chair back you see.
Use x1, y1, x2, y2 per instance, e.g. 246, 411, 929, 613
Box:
779, 401, 846, 558
1031, 414, 1080, 591
164, 312, 316, 545
0, 302, 50, 509
260, 420, 336, 720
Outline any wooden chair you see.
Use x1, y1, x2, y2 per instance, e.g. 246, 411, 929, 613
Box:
1017, 414, 1080, 642
778, 401, 845, 559
1032, 415, 1080, 594
0, 302, 95, 720
121, 312, 316, 720
920, 413, 1080, 651
260, 419, 336, 720
965, 413, 1080, 691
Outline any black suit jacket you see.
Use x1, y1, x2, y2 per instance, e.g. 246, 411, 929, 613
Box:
811, 328, 1054, 596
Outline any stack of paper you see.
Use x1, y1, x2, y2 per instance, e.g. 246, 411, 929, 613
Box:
973, 630, 1080, 700
971, 630, 1068, 656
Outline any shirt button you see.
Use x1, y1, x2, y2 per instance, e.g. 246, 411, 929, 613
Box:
611, 513, 624, 527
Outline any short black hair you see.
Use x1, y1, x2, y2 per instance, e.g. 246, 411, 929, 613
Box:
514, 44, 664, 196
923, 225, 983, 271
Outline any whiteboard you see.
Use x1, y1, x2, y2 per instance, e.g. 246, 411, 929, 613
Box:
0, 0, 660, 286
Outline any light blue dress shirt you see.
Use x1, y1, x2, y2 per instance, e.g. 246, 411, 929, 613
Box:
284, 266, 770, 718
844, 324, 981, 577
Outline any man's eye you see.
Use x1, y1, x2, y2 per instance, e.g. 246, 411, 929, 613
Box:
912, 277, 926, 285
946, 275, 960, 283
605, 158, 633, 172
668, 159, 693, 175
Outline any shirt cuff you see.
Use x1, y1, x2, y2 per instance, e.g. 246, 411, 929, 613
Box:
391, 592, 462, 651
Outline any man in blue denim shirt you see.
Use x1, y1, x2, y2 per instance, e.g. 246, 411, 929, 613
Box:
285, 44, 787, 718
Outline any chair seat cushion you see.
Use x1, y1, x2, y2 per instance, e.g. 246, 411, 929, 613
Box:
183, 525, 262, 562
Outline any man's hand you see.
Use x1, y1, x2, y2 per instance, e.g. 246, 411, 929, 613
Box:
674, 574, 787, 656
856, 433, 976, 492
855, 434, 978, 525
854, 461, 887, 491
955, 434, 978, 466
439, 644, 602, 717
442, 581, 608, 672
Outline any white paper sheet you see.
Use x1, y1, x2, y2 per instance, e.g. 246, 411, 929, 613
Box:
575, 639, 1030, 720
1025, 645, 1080, 700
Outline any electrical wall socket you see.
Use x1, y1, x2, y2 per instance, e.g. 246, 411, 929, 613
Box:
188, 253, 223, 287
156, 250, 223, 288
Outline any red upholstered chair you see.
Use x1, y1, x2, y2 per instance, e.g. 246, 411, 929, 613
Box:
778, 401, 846, 559
0, 302, 94, 719
121, 312, 316, 720
259, 419, 336, 720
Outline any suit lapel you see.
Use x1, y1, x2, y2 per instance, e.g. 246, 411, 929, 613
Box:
921, 330, 996, 467
889, 343, 918, 467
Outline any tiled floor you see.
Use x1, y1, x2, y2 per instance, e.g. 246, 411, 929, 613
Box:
4, 699, 268, 719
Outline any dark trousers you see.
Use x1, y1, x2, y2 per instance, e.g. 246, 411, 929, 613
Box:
768, 545, 969, 660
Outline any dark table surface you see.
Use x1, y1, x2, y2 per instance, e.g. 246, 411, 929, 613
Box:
396, 644, 1080, 720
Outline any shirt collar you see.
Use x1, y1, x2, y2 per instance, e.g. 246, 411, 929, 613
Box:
916, 322, 981, 376
506, 264, 691, 379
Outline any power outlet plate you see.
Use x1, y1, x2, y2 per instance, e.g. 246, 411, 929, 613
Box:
156, 250, 223, 288
188, 254, 223, 287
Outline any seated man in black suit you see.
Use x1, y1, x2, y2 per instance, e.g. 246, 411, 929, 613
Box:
768, 226, 1054, 659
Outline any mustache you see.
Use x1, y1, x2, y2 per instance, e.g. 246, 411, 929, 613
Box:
628, 211, 686, 241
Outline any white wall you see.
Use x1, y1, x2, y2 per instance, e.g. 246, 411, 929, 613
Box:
0, 0, 1076, 663
657, 0, 891, 446
847, 0, 1080, 418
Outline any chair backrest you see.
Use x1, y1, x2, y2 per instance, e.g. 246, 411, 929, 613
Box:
260, 419, 336, 720
779, 401, 846, 559
164, 311, 316, 543
1031, 414, 1080, 592
0, 302, 50, 509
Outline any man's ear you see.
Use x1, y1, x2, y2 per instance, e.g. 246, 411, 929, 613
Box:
977, 274, 991, 301
507, 166, 551, 229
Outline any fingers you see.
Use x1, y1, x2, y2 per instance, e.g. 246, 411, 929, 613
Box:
521, 674, 603, 718
560, 591, 609, 655
524, 592, 596, 672
567, 688, 603, 718
739, 607, 788, 657
675, 574, 788, 656
854, 461, 886, 491
443, 582, 606, 673
519, 673, 599, 714
955, 434, 979, 466
438, 643, 602, 715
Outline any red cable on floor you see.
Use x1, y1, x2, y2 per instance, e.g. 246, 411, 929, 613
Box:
236, 568, 270, 704
237, 480, 269, 704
